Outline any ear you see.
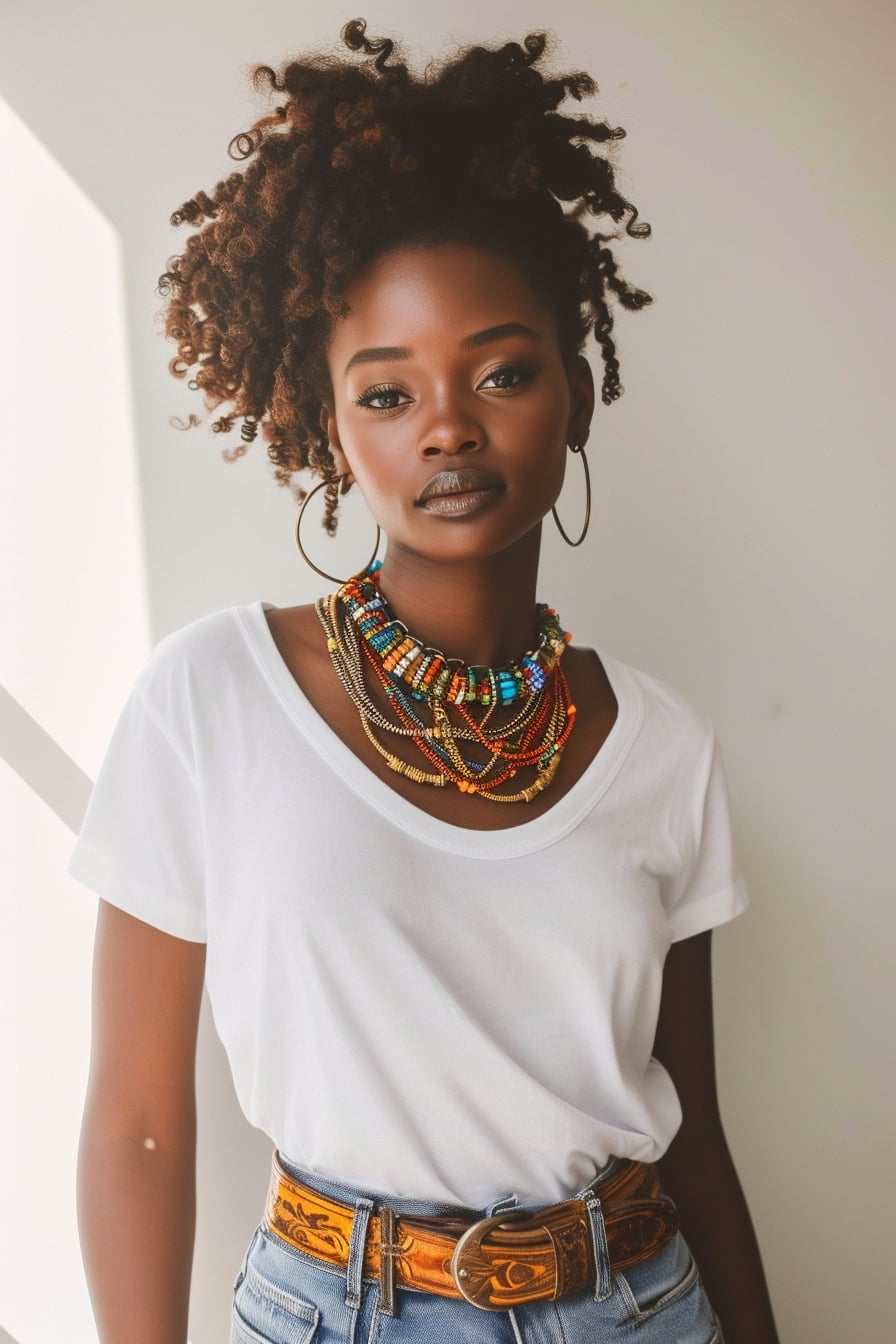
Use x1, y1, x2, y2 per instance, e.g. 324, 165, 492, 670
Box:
319, 405, 355, 487
566, 355, 596, 450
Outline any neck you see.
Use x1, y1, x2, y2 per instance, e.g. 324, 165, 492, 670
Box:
373, 529, 545, 667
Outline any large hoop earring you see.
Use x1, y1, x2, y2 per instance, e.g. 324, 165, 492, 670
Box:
295, 476, 381, 585
552, 444, 591, 547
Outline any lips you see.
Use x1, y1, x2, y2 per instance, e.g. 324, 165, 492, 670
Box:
417, 468, 505, 505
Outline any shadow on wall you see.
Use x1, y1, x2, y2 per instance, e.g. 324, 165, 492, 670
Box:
0, 94, 272, 1344
0, 688, 93, 833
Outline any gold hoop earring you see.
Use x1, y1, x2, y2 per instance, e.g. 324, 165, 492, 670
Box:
552, 444, 591, 547
295, 476, 381, 585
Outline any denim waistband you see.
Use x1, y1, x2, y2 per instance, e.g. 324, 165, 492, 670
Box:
274, 1149, 625, 1221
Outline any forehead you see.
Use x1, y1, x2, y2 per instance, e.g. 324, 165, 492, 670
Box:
329, 242, 555, 344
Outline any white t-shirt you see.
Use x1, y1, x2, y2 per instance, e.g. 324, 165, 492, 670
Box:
66, 600, 749, 1207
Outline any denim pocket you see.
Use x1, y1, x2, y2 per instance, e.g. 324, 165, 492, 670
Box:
615, 1231, 698, 1322
231, 1253, 320, 1344
618, 1237, 729, 1337
609, 1231, 722, 1343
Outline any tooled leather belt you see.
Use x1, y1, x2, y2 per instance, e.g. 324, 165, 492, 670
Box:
264, 1150, 679, 1314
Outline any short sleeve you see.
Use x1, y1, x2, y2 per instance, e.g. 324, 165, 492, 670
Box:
66, 679, 207, 942
660, 731, 750, 943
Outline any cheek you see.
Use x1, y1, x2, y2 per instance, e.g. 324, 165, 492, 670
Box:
542, 452, 570, 507
516, 412, 569, 485
330, 431, 380, 486
344, 452, 407, 518
520, 385, 571, 452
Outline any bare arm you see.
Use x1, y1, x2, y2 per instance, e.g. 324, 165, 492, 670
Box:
653, 930, 779, 1344
78, 900, 206, 1344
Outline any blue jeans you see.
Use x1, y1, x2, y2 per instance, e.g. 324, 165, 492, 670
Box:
231, 1152, 724, 1343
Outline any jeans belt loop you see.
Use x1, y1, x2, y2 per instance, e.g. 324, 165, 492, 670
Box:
583, 1191, 613, 1301
378, 1206, 401, 1317
344, 1195, 374, 1310
485, 1192, 519, 1217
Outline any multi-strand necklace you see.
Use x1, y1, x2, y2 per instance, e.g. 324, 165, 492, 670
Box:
315, 564, 577, 804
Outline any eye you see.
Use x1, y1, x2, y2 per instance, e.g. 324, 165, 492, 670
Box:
352, 383, 411, 412
477, 362, 542, 392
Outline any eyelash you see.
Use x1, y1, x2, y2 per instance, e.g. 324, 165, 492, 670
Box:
352, 362, 541, 413
483, 363, 542, 392
351, 384, 405, 413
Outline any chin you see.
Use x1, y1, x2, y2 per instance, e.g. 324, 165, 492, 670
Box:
391, 523, 543, 567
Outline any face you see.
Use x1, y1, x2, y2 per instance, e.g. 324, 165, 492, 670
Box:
322, 242, 595, 565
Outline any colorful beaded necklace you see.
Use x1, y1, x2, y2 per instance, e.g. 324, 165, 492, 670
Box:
336, 564, 569, 706
316, 564, 578, 804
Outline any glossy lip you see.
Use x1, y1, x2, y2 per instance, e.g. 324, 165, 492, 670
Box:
416, 468, 506, 506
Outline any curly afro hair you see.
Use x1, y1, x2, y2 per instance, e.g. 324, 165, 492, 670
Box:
158, 17, 652, 533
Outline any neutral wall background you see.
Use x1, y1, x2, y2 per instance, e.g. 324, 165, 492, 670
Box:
2, 1, 893, 1340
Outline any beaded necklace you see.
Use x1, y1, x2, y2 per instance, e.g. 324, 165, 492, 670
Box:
315, 564, 578, 804
337, 565, 569, 706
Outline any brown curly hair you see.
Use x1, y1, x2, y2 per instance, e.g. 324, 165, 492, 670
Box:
158, 17, 652, 533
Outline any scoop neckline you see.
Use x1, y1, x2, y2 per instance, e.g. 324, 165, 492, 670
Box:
232, 600, 645, 858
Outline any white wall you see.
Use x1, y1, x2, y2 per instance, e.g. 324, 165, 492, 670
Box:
0, 97, 149, 1343
1, 2, 892, 1340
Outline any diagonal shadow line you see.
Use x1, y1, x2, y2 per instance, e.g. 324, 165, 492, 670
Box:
0, 683, 92, 835
0, 1325, 22, 1343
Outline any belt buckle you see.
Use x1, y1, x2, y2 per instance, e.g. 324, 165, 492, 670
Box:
449, 1210, 529, 1311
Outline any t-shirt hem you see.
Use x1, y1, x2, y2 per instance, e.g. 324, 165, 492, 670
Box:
667, 872, 750, 943
66, 843, 207, 943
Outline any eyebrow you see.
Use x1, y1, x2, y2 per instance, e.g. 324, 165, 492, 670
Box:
343, 322, 543, 376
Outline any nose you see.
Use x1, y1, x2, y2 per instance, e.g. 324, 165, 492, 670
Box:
416, 399, 484, 460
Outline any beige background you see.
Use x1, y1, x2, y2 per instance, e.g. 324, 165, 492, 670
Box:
1, 1, 893, 1340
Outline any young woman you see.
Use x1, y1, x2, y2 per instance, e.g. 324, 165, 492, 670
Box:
68, 19, 780, 1344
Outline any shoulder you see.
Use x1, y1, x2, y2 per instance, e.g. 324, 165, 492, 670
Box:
132, 602, 252, 732
596, 646, 717, 771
